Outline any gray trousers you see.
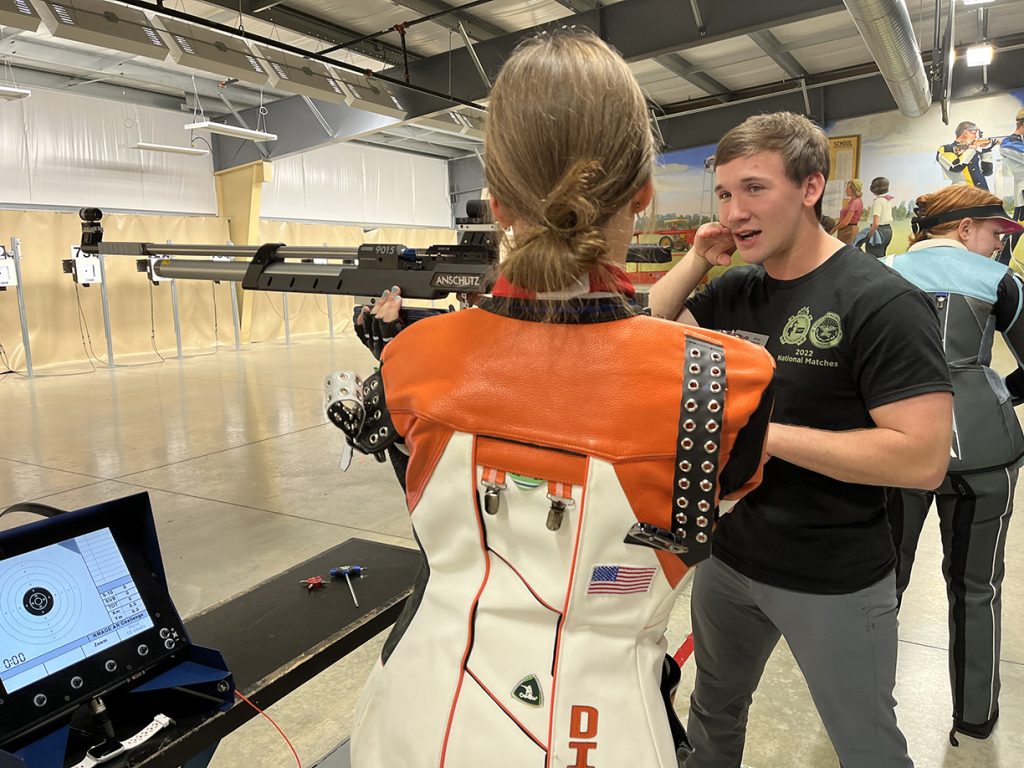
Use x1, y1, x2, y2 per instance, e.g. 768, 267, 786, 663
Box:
684, 556, 912, 768
893, 467, 1016, 735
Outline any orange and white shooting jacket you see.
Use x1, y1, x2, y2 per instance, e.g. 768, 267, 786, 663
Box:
350, 286, 775, 768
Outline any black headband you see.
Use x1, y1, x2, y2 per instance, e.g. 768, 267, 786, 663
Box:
911, 204, 1010, 234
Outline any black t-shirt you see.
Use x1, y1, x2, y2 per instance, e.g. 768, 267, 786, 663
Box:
686, 246, 952, 594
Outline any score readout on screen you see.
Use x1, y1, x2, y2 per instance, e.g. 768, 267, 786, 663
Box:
0, 528, 154, 693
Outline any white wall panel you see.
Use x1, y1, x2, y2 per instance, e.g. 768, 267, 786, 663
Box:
0, 98, 32, 203
0, 88, 216, 214
261, 141, 451, 227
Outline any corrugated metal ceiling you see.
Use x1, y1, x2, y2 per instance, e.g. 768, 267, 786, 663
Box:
470, 0, 572, 30
630, 59, 709, 104
6, 0, 1024, 159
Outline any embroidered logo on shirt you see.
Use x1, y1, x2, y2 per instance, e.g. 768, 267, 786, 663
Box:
587, 565, 657, 595
513, 675, 544, 706
777, 307, 843, 368
809, 311, 844, 349
780, 306, 812, 345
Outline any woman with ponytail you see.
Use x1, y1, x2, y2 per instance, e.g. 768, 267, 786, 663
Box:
342, 30, 776, 767
886, 185, 1024, 743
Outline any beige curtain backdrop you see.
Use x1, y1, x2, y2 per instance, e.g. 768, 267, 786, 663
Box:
0, 211, 457, 370
251, 221, 458, 344
0, 210, 230, 371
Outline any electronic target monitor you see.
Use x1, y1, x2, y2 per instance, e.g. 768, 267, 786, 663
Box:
0, 493, 190, 748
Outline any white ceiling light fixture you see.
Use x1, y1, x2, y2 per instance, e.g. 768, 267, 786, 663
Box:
0, 53, 30, 101
961, 0, 994, 5
133, 141, 209, 156
965, 43, 994, 67
184, 119, 276, 142
0, 84, 32, 100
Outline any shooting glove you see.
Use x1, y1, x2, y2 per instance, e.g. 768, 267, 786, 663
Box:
354, 305, 452, 360
355, 312, 405, 360
325, 370, 401, 463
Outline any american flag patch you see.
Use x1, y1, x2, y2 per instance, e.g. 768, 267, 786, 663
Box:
587, 565, 657, 595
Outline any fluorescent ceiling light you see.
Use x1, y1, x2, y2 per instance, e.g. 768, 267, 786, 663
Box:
184, 119, 276, 142
0, 84, 31, 100
962, 0, 994, 5
134, 142, 209, 156
965, 44, 994, 67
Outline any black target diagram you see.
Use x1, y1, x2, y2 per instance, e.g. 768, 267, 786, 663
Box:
0, 558, 85, 646
23, 586, 55, 616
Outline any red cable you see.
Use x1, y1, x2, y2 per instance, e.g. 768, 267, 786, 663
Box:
673, 632, 695, 668
234, 690, 302, 768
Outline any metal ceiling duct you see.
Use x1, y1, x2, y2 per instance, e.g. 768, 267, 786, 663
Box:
842, 0, 932, 117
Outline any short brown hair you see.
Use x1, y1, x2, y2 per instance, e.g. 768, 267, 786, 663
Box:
870, 177, 889, 195
485, 30, 655, 295
910, 185, 1004, 246
714, 112, 830, 216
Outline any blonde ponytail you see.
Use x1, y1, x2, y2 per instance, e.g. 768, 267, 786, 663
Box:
485, 31, 654, 295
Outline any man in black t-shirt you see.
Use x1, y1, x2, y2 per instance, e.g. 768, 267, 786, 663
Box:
650, 112, 953, 768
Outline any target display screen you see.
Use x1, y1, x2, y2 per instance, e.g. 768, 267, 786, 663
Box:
0, 527, 154, 693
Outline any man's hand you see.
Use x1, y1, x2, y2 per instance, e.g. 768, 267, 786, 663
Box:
649, 224, 734, 323
692, 223, 737, 268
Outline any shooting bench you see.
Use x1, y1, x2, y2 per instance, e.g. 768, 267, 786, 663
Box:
132, 538, 422, 768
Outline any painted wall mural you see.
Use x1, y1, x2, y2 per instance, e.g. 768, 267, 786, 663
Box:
645, 87, 1024, 266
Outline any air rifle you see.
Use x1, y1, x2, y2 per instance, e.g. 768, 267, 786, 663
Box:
75, 202, 670, 301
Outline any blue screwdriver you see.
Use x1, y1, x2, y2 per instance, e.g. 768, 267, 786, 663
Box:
329, 565, 367, 606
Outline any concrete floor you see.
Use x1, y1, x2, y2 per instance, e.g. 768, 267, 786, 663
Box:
2, 333, 1023, 768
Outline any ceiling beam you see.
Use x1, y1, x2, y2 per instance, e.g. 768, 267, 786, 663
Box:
3, 64, 183, 111
116, 0, 486, 115
654, 53, 730, 101
655, 43, 1024, 152
208, 93, 409, 170
748, 28, 809, 79
550, 0, 600, 12
386, 0, 505, 41
378, 128, 480, 151
0, 35, 277, 109
387, 0, 846, 116
198, 0, 420, 66
356, 135, 465, 159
